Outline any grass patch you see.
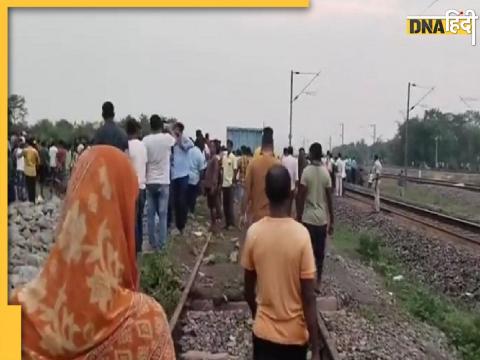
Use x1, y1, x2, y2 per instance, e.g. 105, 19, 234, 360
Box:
139, 246, 182, 318
332, 224, 480, 360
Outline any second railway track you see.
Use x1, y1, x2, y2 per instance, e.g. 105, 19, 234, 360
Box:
344, 185, 480, 247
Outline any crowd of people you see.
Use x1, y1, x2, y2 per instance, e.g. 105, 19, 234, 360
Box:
9, 100, 384, 360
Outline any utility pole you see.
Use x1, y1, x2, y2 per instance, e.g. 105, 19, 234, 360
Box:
289, 70, 294, 147
288, 70, 321, 147
435, 136, 439, 168
340, 123, 344, 145
329, 136, 332, 152
404, 82, 412, 182
370, 124, 377, 144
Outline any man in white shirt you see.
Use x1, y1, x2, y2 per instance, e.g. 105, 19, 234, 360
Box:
222, 139, 238, 229
335, 153, 345, 197
187, 138, 207, 214
15, 141, 26, 201
49, 142, 58, 180
143, 115, 176, 250
372, 154, 383, 212
281, 146, 298, 216
126, 118, 147, 253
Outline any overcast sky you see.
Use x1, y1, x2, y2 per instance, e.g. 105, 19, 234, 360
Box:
9, 0, 480, 150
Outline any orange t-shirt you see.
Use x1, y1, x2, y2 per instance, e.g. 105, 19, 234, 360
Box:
241, 217, 316, 345
245, 153, 280, 222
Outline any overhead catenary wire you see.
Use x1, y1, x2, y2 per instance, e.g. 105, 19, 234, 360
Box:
293, 71, 321, 102
410, 87, 435, 111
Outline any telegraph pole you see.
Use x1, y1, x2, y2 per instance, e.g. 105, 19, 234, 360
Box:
404, 82, 412, 181
340, 123, 344, 145
289, 70, 294, 147
329, 136, 332, 152
435, 136, 439, 168
370, 124, 377, 144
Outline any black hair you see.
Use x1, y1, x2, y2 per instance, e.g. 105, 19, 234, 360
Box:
287, 146, 293, 155
102, 101, 115, 119
374, 154, 379, 160
126, 118, 140, 136
283, 147, 288, 155
262, 127, 274, 146
309, 142, 323, 161
227, 139, 233, 147
27, 137, 35, 146
266, 165, 291, 206
196, 129, 202, 138
174, 122, 185, 133
299, 147, 305, 153
150, 114, 163, 131
338, 153, 342, 158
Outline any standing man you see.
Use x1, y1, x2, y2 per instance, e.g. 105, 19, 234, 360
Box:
236, 146, 250, 206
143, 115, 175, 251
296, 143, 334, 291
38, 141, 50, 199
242, 165, 320, 360
372, 154, 383, 212
187, 137, 207, 214
22, 138, 40, 203
170, 122, 194, 234
56, 141, 68, 193
15, 140, 26, 201
126, 118, 147, 253
351, 157, 358, 184
222, 139, 238, 229
243, 127, 280, 226
281, 146, 298, 216
93, 101, 128, 152
335, 153, 345, 197
48, 141, 58, 186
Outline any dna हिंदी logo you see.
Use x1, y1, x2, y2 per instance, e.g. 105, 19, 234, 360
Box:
406, 9, 478, 46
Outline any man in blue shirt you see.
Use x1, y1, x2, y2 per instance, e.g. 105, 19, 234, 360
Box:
169, 122, 194, 233
187, 137, 207, 214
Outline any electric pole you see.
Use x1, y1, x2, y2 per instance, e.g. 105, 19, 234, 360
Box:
288, 70, 321, 147
435, 136, 440, 168
404, 82, 412, 181
340, 123, 344, 145
370, 124, 377, 144
329, 136, 332, 152
289, 70, 294, 147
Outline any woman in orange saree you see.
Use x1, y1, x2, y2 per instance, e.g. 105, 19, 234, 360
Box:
10, 146, 175, 360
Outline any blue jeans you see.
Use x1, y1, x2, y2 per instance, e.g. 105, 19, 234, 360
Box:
168, 176, 189, 232
146, 184, 170, 250
135, 189, 146, 253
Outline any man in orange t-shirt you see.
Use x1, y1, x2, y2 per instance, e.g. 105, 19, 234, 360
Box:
242, 165, 320, 360
242, 127, 280, 225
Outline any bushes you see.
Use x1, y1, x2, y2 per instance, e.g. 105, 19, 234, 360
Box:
139, 250, 182, 317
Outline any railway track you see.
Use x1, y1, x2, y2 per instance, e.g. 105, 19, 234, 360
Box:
169, 233, 340, 360
382, 173, 480, 192
344, 185, 480, 247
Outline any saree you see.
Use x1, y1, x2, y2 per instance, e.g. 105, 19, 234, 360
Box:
11, 146, 175, 360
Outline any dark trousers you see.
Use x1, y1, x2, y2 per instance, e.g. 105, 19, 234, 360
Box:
253, 334, 307, 360
222, 186, 234, 227
303, 223, 328, 280
187, 183, 199, 214
169, 176, 189, 231
135, 189, 146, 253
25, 175, 36, 203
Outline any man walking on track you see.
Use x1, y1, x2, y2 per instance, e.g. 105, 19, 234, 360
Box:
143, 115, 175, 250
170, 122, 194, 233
296, 142, 334, 292
335, 153, 345, 196
281, 146, 298, 216
242, 165, 320, 360
372, 154, 382, 212
222, 139, 238, 229
126, 118, 147, 253
242, 127, 280, 225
